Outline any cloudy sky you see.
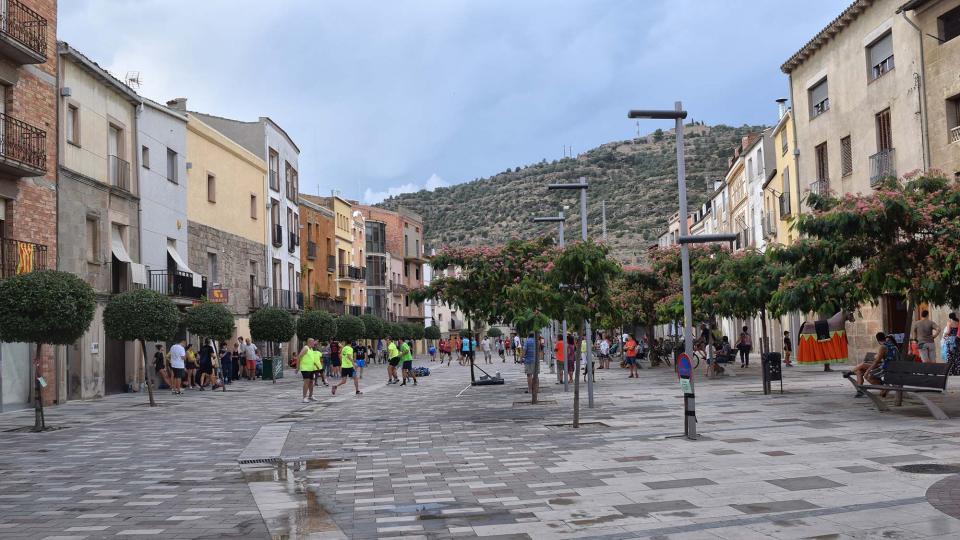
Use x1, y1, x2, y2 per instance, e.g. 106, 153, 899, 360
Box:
60, 0, 850, 203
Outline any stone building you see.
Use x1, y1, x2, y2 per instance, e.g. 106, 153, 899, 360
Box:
0, 0, 57, 411
179, 105, 266, 341
57, 43, 144, 398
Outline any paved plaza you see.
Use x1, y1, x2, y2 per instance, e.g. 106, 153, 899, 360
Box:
3, 356, 960, 539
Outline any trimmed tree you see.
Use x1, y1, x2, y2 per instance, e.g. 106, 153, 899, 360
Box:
298, 309, 338, 343
104, 289, 179, 407
184, 302, 235, 344
250, 307, 295, 381
0, 270, 95, 431
360, 314, 384, 341
424, 325, 441, 340
335, 314, 365, 344
487, 327, 503, 339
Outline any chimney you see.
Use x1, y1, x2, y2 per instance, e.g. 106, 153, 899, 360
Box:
166, 97, 187, 111
741, 135, 751, 150
776, 98, 789, 119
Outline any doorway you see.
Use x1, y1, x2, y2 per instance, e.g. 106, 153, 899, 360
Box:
104, 338, 126, 394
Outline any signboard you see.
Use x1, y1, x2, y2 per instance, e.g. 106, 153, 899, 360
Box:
679, 378, 692, 394
272, 358, 283, 380
676, 352, 692, 378
210, 288, 229, 303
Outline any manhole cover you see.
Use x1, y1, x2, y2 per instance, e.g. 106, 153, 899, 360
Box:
896, 463, 960, 474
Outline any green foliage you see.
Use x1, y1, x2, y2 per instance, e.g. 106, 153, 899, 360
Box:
545, 240, 622, 329
359, 314, 384, 339
424, 325, 441, 340
0, 270, 95, 346
104, 289, 179, 342
407, 323, 425, 340
335, 315, 365, 343
250, 307, 295, 344
297, 310, 337, 342
512, 309, 551, 336
652, 128, 664, 142
184, 301, 235, 342
487, 327, 503, 338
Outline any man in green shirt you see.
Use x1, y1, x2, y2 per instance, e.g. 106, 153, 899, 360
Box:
332, 341, 361, 396
400, 339, 418, 386
387, 337, 401, 384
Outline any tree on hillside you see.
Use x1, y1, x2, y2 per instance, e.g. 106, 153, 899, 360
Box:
0, 271, 95, 430
104, 289, 179, 406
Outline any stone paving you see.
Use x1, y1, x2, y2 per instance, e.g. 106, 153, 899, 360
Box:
3, 356, 960, 539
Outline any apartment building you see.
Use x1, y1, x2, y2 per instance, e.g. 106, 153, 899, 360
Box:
57, 43, 144, 398
299, 195, 341, 314
355, 205, 426, 324
191, 113, 302, 312
349, 210, 367, 316
0, 0, 56, 411
764, 102, 801, 246
178, 102, 266, 342
363, 217, 388, 319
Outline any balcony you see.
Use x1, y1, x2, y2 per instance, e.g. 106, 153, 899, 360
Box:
108, 155, 130, 191
337, 264, 365, 281
306, 241, 317, 260
0, 0, 47, 64
0, 237, 46, 278
296, 291, 304, 310
869, 148, 896, 187
272, 224, 283, 247
312, 294, 345, 315
950, 126, 960, 145
259, 287, 298, 310
0, 113, 46, 177
147, 270, 207, 300
778, 193, 792, 220
326, 255, 336, 273
762, 213, 777, 240
404, 247, 427, 263
347, 304, 364, 317
389, 279, 408, 295
288, 232, 298, 253
810, 178, 830, 196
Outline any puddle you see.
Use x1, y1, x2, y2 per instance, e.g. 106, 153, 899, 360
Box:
391, 502, 447, 513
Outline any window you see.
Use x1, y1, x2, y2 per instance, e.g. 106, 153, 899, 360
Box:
404, 262, 408, 277
747, 157, 753, 180
947, 94, 960, 144
756, 149, 763, 178
207, 252, 219, 284
815, 142, 829, 181
141, 145, 150, 169
250, 194, 258, 219
840, 136, 853, 177
207, 174, 216, 203
782, 166, 791, 197
867, 32, 894, 81
780, 132, 788, 155
269, 149, 279, 191
85, 217, 99, 262
876, 108, 893, 151
809, 78, 829, 118
415, 266, 420, 280
285, 162, 298, 202
938, 6, 960, 44
66, 104, 79, 145
166, 149, 178, 183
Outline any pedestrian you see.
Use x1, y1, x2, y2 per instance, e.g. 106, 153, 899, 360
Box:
428, 342, 437, 362
244, 338, 259, 380
625, 334, 639, 379
523, 331, 537, 394
782, 330, 793, 367
554, 334, 565, 384
599, 336, 610, 370
231, 342, 242, 381
512, 334, 521, 363
297, 338, 320, 402
737, 326, 752, 368
400, 338, 417, 386
168, 339, 186, 395
153, 343, 170, 389
220, 343, 233, 385
497, 338, 505, 362
332, 340, 361, 396
566, 334, 577, 379
377, 338, 385, 364
198, 339, 215, 390
184, 343, 198, 389
329, 339, 341, 380
912, 310, 940, 363
355, 341, 367, 378
481, 336, 492, 364
461, 335, 471, 366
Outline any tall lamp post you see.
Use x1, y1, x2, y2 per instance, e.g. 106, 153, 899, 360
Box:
547, 178, 594, 411
532, 213, 568, 392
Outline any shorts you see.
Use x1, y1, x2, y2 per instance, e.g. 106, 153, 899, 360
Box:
245, 359, 256, 371
524, 362, 536, 375
331, 359, 342, 368
199, 366, 213, 375
301, 370, 316, 380
356, 359, 366, 368
171, 367, 185, 379
341, 367, 355, 378
402, 360, 413, 371
389, 358, 400, 367
625, 357, 636, 366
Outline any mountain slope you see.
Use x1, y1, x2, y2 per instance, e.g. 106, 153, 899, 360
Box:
378, 124, 764, 264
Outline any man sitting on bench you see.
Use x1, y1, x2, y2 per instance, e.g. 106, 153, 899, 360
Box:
849, 332, 897, 397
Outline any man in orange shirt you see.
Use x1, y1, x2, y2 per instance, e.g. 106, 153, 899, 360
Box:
554, 334, 565, 384
625, 335, 639, 379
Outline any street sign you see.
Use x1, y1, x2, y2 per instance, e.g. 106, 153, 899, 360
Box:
676, 352, 692, 379
679, 378, 692, 394
210, 288, 229, 303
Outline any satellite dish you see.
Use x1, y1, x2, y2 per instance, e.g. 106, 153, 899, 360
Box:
125, 71, 142, 89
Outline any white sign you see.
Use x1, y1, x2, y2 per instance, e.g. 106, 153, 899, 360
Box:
90, 342, 100, 354
679, 378, 692, 394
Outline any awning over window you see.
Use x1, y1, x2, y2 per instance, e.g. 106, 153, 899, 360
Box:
111, 227, 131, 263
166, 246, 202, 288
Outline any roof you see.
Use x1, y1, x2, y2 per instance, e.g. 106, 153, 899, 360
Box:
189, 111, 300, 154
57, 41, 142, 105
781, 0, 875, 74
142, 96, 187, 122
298, 196, 335, 217
897, 0, 932, 11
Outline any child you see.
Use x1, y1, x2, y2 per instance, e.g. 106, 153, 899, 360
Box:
783, 331, 793, 367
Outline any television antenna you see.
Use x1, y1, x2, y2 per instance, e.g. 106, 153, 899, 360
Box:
125, 71, 142, 89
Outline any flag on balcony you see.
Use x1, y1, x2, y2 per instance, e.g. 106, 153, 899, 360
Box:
15, 241, 32, 274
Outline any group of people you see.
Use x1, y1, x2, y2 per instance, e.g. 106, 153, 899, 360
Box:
154, 337, 261, 395
293, 336, 421, 402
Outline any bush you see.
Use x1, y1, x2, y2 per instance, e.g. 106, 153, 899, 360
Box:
104, 289, 179, 343
335, 315, 365, 343
407, 323, 425, 340
298, 310, 337, 342
0, 270, 95, 347
359, 314, 384, 340
250, 307, 295, 344
184, 301, 235, 342
487, 327, 503, 338
424, 325, 441, 340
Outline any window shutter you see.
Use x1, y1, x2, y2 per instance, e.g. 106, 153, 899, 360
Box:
810, 79, 828, 106
869, 33, 893, 67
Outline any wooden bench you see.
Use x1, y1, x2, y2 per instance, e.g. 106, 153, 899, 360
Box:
843, 358, 954, 420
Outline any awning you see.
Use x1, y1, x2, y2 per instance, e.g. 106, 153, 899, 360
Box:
111, 227, 132, 263
166, 246, 202, 288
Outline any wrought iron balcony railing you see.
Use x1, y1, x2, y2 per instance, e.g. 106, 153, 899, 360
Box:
0, 112, 46, 174
338, 264, 365, 281
272, 224, 283, 247
306, 240, 317, 260
0, 237, 46, 278
147, 270, 206, 299
869, 148, 896, 187
810, 178, 830, 196
0, 0, 47, 63
108, 155, 130, 191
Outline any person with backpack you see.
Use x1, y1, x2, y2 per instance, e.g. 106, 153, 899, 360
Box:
737, 326, 753, 368
849, 332, 897, 395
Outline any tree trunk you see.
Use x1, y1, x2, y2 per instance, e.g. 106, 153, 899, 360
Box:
140, 340, 156, 407
904, 298, 916, 357
760, 308, 770, 355
532, 330, 540, 404
468, 317, 475, 383
573, 337, 581, 428
33, 342, 44, 432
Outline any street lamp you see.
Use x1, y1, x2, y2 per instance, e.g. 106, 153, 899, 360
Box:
531, 213, 567, 390
547, 177, 595, 413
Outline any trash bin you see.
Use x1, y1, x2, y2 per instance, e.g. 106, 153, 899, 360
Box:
262, 356, 284, 381
761, 352, 782, 394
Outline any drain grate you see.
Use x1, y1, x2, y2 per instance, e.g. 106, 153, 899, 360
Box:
545, 421, 610, 430
3, 425, 70, 433
895, 463, 960, 475
238, 457, 283, 465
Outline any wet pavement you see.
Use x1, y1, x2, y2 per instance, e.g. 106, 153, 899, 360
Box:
2, 356, 960, 538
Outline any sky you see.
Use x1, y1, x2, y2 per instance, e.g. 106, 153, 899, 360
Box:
60, 0, 851, 204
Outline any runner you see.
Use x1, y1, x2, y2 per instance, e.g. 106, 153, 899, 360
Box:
332, 340, 361, 396
400, 338, 417, 386
329, 339, 341, 380
297, 338, 320, 403
387, 337, 401, 384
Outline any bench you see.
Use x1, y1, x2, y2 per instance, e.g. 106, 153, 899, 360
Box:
842, 357, 954, 420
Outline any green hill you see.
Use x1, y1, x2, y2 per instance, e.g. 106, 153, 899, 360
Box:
378, 124, 764, 264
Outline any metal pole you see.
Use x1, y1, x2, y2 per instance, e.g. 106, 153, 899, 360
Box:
559, 212, 568, 393
675, 101, 696, 440
579, 176, 594, 409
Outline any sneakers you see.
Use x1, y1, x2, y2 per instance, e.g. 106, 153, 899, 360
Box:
302, 397, 310, 403
854, 391, 865, 398
308, 396, 318, 402
413, 380, 418, 386
356, 391, 363, 396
